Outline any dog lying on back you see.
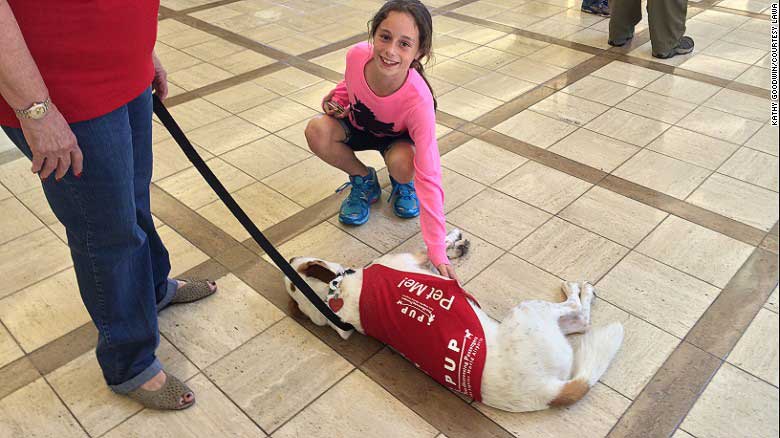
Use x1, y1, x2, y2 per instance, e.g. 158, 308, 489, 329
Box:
285, 230, 623, 412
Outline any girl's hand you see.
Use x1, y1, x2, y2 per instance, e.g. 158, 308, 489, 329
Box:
437, 264, 459, 282
321, 91, 349, 119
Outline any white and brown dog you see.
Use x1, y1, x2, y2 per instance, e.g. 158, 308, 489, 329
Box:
285, 230, 623, 412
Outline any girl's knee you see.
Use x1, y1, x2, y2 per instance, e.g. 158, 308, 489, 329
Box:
305, 116, 337, 155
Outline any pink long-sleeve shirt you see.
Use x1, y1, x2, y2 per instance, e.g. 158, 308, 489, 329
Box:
330, 42, 448, 266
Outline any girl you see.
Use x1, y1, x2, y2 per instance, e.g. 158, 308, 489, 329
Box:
304, 0, 457, 280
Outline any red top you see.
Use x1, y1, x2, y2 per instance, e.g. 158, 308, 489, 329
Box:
0, 1, 159, 127
359, 264, 487, 401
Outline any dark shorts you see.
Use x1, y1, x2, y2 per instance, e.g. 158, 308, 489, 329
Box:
336, 118, 413, 156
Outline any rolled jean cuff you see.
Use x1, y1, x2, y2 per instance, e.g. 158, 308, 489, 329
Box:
109, 358, 163, 394
155, 278, 178, 312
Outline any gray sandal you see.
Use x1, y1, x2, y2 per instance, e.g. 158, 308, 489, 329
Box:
126, 373, 195, 410
171, 278, 217, 304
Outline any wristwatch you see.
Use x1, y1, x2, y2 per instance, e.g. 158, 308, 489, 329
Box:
14, 97, 51, 120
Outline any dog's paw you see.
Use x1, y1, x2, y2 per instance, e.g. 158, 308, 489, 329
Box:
446, 238, 470, 259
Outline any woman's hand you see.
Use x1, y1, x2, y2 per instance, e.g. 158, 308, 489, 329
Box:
19, 104, 83, 181
152, 52, 168, 100
437, 264, 459, 282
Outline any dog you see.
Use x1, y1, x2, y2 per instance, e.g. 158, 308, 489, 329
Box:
284, 229, 623, 412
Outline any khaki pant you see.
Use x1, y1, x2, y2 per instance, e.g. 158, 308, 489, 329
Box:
609, 0, 688, 55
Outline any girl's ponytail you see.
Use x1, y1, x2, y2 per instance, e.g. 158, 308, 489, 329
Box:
411, 59, 437, 110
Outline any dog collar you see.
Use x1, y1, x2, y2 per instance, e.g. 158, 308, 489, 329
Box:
326, 268, 355, 312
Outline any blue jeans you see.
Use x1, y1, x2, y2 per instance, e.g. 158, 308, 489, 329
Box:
2, 87, 177, 393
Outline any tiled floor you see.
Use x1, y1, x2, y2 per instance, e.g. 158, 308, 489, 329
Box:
1, 0, 777, 437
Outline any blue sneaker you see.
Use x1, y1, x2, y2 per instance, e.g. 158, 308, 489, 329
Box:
337, 167, 381, 225
389, 176, 420, 218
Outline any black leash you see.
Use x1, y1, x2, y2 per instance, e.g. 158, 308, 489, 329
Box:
152, 94, 355, 332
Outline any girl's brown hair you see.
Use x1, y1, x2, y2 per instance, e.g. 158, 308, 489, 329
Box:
368, 0, 437, 109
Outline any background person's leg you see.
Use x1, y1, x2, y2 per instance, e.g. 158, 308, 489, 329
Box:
609, 0, 642, 45
649, 0, 690, 56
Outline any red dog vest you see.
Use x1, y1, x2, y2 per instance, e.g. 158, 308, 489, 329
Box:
359, 264, 487, 400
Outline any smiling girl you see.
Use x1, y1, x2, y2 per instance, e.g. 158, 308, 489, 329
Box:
305, 0, 457, 280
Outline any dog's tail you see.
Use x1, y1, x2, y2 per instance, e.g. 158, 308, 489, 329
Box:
548, 323, 624, 407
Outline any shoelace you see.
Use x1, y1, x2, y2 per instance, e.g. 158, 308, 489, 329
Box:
336, 180, 370, 205
388, 182, 415, 203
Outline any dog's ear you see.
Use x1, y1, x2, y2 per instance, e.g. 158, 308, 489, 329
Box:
301, 261, 338, 284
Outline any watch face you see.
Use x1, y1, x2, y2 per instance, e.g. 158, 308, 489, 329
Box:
31, 105, 47, 119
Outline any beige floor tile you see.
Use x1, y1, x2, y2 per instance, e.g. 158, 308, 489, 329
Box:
265, 222, 381, 269
681, 363, 778, 438
721, 28, 770, 50
613, 149, 711, 199
434, 34, 481, 58
439, 167, 486, 213
498, 58, 567, 84
158, 27, 217, 50
168, 63, 233, 91
441, 138, 527, 185
466, 252, 565, 319
198, 182, 302, 241
0, 157, 41, 195
159, 273, 285, 368
329, 189, 420, 254
448, 189, 551, 250
585, 108, 670, 146
239, 97, 318, 133
182, 38, 244, 62
456, 46, 518, 70
434, 15, 470, 35
46, 338, 199, 437
529, 92, 610, 127
204, 82, 279, 114
637, 215, 754, 288
566, 28, 612, 49
428, 75, 458, 96
0, 378, 86, 438
103, 374, 263, 438
157, 19, 192, 37
486, 34, 549, 57
287, 81, 337, 112
157, 158, 255, 210
526, 44, 593, 69
438, 87, 503, 121
455, 2, 513, 19
718, 147, 779, 191
525, 19, 584, 38
253, 67, 324, 96
592, 61, 664, 88
205, 317, 352, 432
0, 324, 22, 369
616, 90, 698, 124
560, 75, 639, 106
693, 9, 750, 27
155, 48, 203, 74
276, 119, 314, 150
679, 54, 751, 80
243, 23, 298, 44
735, 65, 770, 89
0, 228, 71, 300
673, 429, 696, 438
559, 186, 668, 247
647, 126, 740, 170
757, 53, 771, 68
211, 49, 276, 75
0, 183, 10, 201
745, 123, 779, 156
221, 135, 310, 180
310, 48, 348, 75
728, 308, 779, 386
0, 197, 44, 245
685, 19, 734, 40
392, 225, 505, 284
495, 110, 578, 148
496, 161, 592, 213
702, 40, 767, 65
189, 5, 244, 23
274, 370, 437, 438
188, 116, 270, 155
703, 88, 770, 123
261, 157, 347, 207
549, 128, 639, 172
462, 71, 537, 102
0, 268, 89, 353
550, 7, 606, 26
156, 226, 210, 277
17, 187, 57, 225
597, 252, 720, 337
268, 34, 329, 55
587, 298, 680, 399
687, 173, 778, 231
151, 138, 214, 183
766, 286, 778, 313
476, 383, 630, 437
512, 217, 628, 282
643, 74, 721, 105
487, 9, 546, 28
429, 59, 492, 86
168, 98, 232, 132
456, 24, 508, 45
